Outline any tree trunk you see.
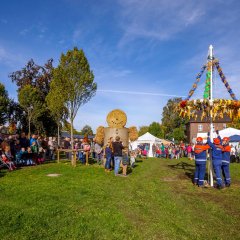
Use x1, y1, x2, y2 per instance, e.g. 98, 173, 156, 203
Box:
70, 118, 75, 166
28, 116, 31, 139
57, 123, 60, 148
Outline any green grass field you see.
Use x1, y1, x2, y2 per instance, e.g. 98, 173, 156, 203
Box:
0, 158, 240, 240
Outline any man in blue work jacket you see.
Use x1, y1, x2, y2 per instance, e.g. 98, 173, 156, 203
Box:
193, 137, 210, 187
207, 132, 223, 189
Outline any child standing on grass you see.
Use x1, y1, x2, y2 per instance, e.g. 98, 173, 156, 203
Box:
121, 149, 129, 177
130, 151, 136, 168
187, 144, 193, 160
18, 147, 28, 165
27, 147, 35, 165
175, 146, 180, 159
165, 147, 169, 159
31, 141, 39, 164
104, 143, 112, 172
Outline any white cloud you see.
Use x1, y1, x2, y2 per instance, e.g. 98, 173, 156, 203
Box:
118, 0, 205, 46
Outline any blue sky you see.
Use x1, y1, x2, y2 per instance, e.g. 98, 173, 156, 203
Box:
1, 0, 240, 132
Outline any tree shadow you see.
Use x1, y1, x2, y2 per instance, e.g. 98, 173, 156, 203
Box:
168, 161, 195, 180
0, 170, 6, 178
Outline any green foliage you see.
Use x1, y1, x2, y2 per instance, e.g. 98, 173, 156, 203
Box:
9, 58, 53, 98
0, 83, 10, 124
169, 127, 186, 142
0, 159, 240, 239
62, 120, 81, 135
52, 47, 97, 121
161, 98, 188, 139
148, 122, 165, 138
46, 83, 68, 124
18, 85, 46, 135
50, 47, 97, 150
80, 124, 93, 135
10, 58, 59, 135
138, 126, 149, 136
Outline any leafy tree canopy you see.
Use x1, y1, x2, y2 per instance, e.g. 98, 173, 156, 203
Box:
80, 125, 93, 136
148, 122, 166, 139
0, 83, 10, 125
138, 126, 149, 137
9, 58, 53, 98
168, 127, 186, 143
161, 98, 188, 138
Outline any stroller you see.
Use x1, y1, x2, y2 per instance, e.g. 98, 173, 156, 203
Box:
0, 155, 16, 171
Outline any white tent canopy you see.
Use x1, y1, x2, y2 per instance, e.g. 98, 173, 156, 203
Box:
196, 127, 240, 142
219, 127, 240, 138
130, 132, 162, 157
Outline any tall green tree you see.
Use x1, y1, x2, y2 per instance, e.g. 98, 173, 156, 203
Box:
46, 86, 68, 145
80, 125, 93, 136
148, 122, 165, 138
9, 58, 58, 135
138, 126, 149, 136
9, 58, 53, 97
18, 85, 44, 137
161, 98, 188, 139
0, 83, 10, 125
169, 127, 186, 143
50, 47, 97, 165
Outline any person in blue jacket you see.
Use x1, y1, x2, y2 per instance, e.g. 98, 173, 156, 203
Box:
221, 137, 231, 187
193, 137, 210, 187
207, 132, 223, 189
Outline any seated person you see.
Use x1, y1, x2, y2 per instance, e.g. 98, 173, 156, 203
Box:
1, 146, 16, 171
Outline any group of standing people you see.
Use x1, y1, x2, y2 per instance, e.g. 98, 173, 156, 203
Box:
63, 136, 135, 176
100, 136, 136, 176
194, 130, 231, 189
138, 142, 190, 159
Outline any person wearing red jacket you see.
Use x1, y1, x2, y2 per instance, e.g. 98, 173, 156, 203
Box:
193, 137, 210, 187
221, 137, 231, 187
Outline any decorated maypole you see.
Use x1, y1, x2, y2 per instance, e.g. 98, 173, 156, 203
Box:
208, 45, 214, 187
178, 45, 240, 187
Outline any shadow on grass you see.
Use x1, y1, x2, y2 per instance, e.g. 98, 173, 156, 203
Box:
168, 161, 195, 180
0, 169, 6, 178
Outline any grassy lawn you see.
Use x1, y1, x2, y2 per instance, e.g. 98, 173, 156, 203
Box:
0, 158, 240, 240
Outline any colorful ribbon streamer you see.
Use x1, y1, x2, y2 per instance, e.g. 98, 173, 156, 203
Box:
203, 63, 211, 99
214, 60, 237, 100
185, 64, 206, 100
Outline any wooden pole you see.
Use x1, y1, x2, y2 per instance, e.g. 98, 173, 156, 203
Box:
57, 149, 60, 163
73, 150, 77, 167
86, 151, 89, 165
209, 45, 214, 187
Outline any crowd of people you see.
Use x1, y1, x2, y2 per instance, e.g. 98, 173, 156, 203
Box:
1, 131, 239, 184
0, 133, 58, 170
0, 133, 136, 177
136, 142, 194, 160
136, 140, 240, 163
